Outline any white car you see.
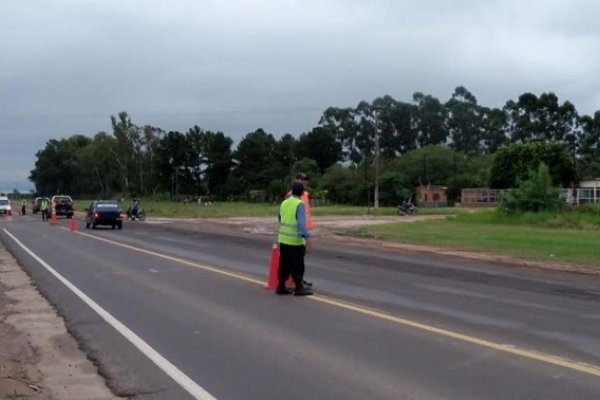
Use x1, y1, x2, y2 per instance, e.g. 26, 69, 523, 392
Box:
0, 196, 11, 216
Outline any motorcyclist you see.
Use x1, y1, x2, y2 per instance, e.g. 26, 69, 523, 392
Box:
130, 197, 140, 219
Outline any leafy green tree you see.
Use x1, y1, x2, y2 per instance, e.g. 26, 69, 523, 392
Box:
201, 130, 233, 198
489, 141, 576, 189
77, 132, 120, 195
231, 128, 277, 193
320, 164, 363, 204
274, 133, 298, 180
378, 171, 412, 206
296, 127, 342, 173
156, 131, 188, 198
29, 135, 91, 195
499, 163, 561, 213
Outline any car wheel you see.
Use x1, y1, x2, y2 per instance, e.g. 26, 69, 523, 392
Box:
112, 224, 116, 229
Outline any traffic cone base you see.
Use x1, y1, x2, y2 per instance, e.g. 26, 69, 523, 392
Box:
264, 244, 280, 290
50, 212, 58, 225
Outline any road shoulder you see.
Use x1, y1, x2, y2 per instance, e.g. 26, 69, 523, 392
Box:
0, 244, 119, 400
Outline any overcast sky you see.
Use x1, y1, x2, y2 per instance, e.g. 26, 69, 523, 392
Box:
1, 0, 599, 191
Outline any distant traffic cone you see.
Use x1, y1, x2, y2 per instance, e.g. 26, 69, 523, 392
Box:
50, 211, 58, 225
263, 244, 280, 289
69, 216, 77, 232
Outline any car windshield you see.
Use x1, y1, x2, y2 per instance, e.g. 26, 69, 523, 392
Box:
54, 197, 72, 202
0, 200, 9, 205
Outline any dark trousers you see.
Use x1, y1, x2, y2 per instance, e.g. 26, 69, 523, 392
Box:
41, 210, 48, 221
278, 243, 306, 290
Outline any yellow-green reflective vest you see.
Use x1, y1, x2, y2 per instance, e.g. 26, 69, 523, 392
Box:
278, 197, 305, 246
41, 199, 49, 211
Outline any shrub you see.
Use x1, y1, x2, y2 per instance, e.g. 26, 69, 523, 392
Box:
499, 163, 561, 213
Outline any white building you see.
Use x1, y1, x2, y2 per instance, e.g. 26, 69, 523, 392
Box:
561, 180, 600, 204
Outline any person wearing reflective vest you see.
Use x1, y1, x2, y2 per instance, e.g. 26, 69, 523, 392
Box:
40, 197, 49, 222
277, 182, 313, 296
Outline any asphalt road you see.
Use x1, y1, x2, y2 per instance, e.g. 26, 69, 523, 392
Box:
1, 214, 600, 399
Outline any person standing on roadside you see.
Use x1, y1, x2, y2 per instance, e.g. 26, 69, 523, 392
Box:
40, 197, 49, 222
286, 173, 314, 230
277, 182, 313, 296
286, 172, 314, 287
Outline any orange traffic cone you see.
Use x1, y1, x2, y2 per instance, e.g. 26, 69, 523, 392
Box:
69, 216, 77, 232
263, 244, 280, 289
50, 211, 58, 225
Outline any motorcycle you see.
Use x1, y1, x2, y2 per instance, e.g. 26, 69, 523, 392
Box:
126, 206, 146, 221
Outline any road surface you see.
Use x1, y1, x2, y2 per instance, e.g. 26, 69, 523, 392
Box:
1, 214, 599, 399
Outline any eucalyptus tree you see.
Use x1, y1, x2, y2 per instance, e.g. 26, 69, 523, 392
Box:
504, 92, 580, 148
578, 110, 600, 179
139, 125, 164, 194
480, 107, 508, 154
319, 106, 360, 164
200, 130, 233, 198
110, 111, 141, 193
412, 92, 447, 147
445, 86, 484, 155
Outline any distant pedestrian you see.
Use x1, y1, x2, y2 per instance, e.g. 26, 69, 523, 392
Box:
40, 197, 49, 221
277, 182, 313, 296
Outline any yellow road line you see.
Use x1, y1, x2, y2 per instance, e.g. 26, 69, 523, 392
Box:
73, 229, 600, 378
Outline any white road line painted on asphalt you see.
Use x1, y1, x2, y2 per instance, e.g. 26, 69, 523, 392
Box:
3, 228, 217, 400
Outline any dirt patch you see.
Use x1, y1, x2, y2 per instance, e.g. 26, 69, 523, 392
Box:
0, 244, 119, 400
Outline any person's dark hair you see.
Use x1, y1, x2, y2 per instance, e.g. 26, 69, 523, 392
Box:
291, 182, 304, 197
296, 172, 309, 181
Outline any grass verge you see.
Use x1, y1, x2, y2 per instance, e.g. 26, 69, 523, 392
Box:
361, 211, 600, 267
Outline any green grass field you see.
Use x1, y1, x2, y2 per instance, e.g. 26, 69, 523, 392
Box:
361, 210, 600, 268
79, 199, 599, 268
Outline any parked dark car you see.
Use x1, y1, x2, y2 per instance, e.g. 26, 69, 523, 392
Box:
85, 200, 124, 229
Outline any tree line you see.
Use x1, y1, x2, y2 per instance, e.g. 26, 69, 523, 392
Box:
29, 86, 600, 205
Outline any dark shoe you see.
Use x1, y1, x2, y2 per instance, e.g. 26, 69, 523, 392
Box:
294, 288, 313, 296
302, 280, 313, 287
276, 288, 293, 295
